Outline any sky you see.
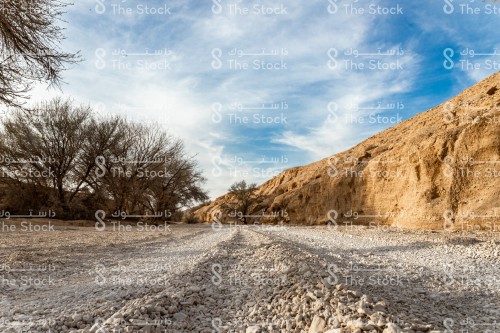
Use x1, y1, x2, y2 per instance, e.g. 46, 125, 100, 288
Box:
9, 0, 500, 199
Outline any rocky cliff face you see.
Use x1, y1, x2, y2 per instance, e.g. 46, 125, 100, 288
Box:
196, 72, 500, 230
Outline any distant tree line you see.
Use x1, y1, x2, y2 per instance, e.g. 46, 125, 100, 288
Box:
0, 1, 209, 220
0, 99, 208, 219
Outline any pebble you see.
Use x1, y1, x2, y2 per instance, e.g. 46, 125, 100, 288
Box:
3, 226, 497, 333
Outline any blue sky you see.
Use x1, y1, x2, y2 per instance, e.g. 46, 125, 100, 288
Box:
18, 0, 500, 199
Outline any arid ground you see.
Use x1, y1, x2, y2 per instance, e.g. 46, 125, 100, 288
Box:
1, 221, 499, 333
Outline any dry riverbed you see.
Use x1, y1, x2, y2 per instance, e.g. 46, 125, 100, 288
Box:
0, 220, 499, 333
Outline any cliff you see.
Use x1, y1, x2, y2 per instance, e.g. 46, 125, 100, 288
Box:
196, 72, 500, 230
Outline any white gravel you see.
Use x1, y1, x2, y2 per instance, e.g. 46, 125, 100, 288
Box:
257, 225, 500, 332
1, 223, 499, 333
0, 225, 233, 332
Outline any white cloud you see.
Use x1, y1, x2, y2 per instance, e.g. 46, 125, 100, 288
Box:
22, 0, 427, 200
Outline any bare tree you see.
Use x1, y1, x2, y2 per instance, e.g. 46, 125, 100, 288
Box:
0, 98, 208, 219
151, 147, 208, 214
222, 180, 262, 224
99, 123, 208, 217
70, 115, 126, 203
0, 0, 80, 107
0, 98, 92, 213
98, 123, 173, 214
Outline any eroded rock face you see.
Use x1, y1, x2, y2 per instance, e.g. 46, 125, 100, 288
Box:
196, 72, 500, 229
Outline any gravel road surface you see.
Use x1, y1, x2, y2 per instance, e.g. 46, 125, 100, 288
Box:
1, 222, 499, 333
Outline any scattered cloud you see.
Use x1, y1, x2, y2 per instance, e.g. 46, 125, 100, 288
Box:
20, 0, 500, 199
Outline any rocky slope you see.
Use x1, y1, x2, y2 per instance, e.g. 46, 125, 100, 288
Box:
196, 72, 500, 229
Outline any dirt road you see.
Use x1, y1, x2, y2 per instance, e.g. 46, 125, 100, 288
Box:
0, 222, 499, 332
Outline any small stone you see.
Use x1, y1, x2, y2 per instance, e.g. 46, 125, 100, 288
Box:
349, 318, 368, 330
384, 323, 401, 333
89, 323, 101, 333
348, 290, 363, 298
173, 312, 188, 322
308, 315, 326, 333
357, 299, 372, 315
246, 325, 261, 333
373, 303, 387, 313
335, 284, 346, 291
71, 314, 82, 322
306, 292, 317, 300
326, 329, 344, 333
329, 317, 341, 329
187, 285, 202, 293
